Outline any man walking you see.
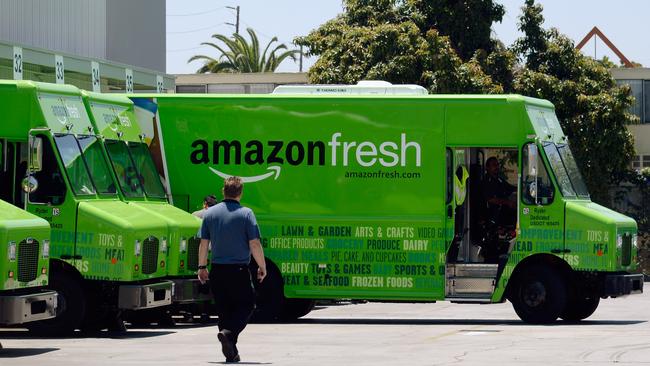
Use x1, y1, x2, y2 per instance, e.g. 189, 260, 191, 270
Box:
197, 176, 267, 363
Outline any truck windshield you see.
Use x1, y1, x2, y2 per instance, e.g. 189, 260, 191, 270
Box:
105, 140, 145, 198
543, 142, 589, 199
128, 142, 167, 199
556, 143, 590, 198
543, 143, 576, 197
54, 134, 117, 196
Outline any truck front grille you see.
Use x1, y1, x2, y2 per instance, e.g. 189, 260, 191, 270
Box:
18, 239, 39, 282
622, 234, 632, 267
187, 237, 200, 271
142, 237, 159, 275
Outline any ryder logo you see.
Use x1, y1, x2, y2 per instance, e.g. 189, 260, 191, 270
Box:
190, 132, 421, 182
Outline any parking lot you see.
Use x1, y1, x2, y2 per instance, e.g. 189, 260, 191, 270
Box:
2, 290, 649, 366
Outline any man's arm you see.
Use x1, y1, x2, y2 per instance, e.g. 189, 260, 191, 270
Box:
249, 238, 266, 282
197, 238, 210, 283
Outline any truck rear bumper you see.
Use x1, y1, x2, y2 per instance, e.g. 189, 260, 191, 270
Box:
118, 281, 173, 310
171, 278, 212, 304
0, 290, 57, 325
602, 273, 644, 297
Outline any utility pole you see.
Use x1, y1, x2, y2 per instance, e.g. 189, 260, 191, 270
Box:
299, 45, 303, 72
226, 5, 240, 35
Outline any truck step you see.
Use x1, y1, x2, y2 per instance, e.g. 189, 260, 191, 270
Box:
446, 263, 498, 278
446, 277, 496, 297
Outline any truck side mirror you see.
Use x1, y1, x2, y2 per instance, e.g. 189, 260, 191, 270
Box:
527, 181, 537, 202
22, 175, 39, 193
29, 136, 43, 173
526, 144, 538, 177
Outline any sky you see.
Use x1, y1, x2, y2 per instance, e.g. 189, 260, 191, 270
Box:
166, 0, 650, 75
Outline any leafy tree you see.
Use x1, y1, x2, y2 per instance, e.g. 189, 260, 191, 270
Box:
403, 0, 506, 61
511, 0, 636, 204
295, 0, 503, 93
189, 28, 299, 73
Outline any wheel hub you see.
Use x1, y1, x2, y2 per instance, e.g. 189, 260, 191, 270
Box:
523, 281, 547, 307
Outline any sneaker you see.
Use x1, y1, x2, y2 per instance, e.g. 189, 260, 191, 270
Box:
218, 330, 236, 361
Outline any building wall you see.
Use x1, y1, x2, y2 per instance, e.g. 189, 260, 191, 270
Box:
0, 0, 107, 59
175, 72, 309, 94
106, 0, 165, 72
611, 68, 650, 170
0, 0, 165, 72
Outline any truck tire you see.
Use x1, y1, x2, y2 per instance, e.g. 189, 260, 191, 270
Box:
560, 294, 600, 322
249, 260, 283, 323
510, 265, 567, 324
281, 299, 316, 321
29, 271, 86, 335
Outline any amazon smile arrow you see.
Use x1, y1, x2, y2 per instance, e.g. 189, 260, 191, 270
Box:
208, 166, 281, 183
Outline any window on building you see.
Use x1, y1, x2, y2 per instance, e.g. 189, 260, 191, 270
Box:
618, 80, 643, 122
641, 155, 650, 168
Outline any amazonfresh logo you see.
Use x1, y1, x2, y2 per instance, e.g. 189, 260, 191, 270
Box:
190, 132, 421, 182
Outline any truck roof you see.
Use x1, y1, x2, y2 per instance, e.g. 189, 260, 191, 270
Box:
132, 92, 553, 107
82, 91, 143, 142
130, 92, 561, 145
0, 80, 94, 138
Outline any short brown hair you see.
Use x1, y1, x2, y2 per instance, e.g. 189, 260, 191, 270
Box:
223, 176, 243, 198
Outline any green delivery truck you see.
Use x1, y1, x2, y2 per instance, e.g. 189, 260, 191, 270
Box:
129, 82, 643, 324
0, 81, 173, 334
0, 199, 57, 326
81, 91, 208, 314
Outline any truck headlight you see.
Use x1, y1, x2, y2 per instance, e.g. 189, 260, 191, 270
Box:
161, 238, 168, 253
616, 234, 623, 249
632, 234, 638, 248
42, 239, 50, 258
8, 241, 16, 261
134, 239, 141, 256
180, 238, 187, 253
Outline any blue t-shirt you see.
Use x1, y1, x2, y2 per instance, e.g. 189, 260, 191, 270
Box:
200, 199, 261, 264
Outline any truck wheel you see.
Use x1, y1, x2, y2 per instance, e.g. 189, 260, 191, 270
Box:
560, 295, 600, 322
510, 265, 567, 324
281, 299, 315, 321
250, 260, 283, 323
29, 271, 86, 335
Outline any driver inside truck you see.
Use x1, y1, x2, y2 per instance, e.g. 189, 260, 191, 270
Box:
481, 157, 516, 229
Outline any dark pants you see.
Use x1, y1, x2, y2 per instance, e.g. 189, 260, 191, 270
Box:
209, 263, 256, 343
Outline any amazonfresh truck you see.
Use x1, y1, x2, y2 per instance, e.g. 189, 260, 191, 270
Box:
81, 92, 207, 318
0, 81, 173, 334
129, 83, 643, 323
0, 199, 57, 327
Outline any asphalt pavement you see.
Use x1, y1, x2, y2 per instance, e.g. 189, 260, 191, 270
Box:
1, 290, 649, 365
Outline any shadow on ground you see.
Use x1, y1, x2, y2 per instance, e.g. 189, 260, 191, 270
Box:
294, 318, 646, 326
0, 329, 176, 340
0, 347, 59, 358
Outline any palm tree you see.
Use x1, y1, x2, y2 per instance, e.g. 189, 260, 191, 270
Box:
188, 28, 300, 73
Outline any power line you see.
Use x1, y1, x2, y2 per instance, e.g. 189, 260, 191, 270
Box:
167, 46, 207, 53
167, 24, 225, 35
167, 7, 224, 17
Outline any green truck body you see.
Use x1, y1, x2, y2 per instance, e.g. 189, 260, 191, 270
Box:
0, 81, 173, 333
0, 199, 57, 325
81, 91, 207, 305
129, 87, 643, 323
